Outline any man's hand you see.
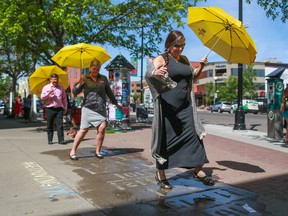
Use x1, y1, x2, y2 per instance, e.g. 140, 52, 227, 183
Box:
48, 88, 54, 94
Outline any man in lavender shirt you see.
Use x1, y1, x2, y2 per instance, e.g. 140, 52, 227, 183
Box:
41, 74, 67, 144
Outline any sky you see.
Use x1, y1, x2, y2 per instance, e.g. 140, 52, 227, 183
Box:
100, 0, 288, 81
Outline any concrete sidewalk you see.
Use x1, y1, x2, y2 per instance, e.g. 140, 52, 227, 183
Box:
0, 114, 287, 216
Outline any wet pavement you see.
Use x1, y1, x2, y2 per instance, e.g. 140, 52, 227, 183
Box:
1, 113, 287, 215
43, 146, 267, 216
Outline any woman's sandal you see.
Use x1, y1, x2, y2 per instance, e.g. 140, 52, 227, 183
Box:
155, 171, 173, 189
194, 171, 215, 186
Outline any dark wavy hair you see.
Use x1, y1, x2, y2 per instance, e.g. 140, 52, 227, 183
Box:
163, 30, 185, 65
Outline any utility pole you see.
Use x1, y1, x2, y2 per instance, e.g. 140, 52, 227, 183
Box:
140, 26, 144, 104
233, 0, 246, 130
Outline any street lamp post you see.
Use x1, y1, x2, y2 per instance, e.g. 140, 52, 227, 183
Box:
214, 77, 218, 104
233, 0, 246, 130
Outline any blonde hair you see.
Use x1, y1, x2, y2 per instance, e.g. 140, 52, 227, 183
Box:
90, 59, 101, 67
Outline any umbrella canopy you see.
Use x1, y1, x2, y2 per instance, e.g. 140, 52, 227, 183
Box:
29, 65, 69, 97
51, 42, 111, 68
188, 7, 257, 65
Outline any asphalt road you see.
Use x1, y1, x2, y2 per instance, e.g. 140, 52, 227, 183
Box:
198, 110, 268, 133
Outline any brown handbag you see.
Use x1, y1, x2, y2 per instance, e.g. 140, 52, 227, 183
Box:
67, 127, 77, 138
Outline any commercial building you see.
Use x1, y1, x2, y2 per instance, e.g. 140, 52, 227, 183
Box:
130, 80, 147, 104
194, 58, 288, 107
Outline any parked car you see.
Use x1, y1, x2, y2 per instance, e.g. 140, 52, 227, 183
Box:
210, 101, 232, 113
0, 100, 5, 114
230, 99, 259, 114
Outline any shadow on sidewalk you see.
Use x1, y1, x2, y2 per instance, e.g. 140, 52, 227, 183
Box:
216, 160, 265, 173
236, 173, 288, 216
42, 147, 145, 160
0, 114, 46, 130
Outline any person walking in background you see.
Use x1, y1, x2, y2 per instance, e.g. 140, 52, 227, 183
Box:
23, 94, 32, 123
69, 59, 122, 160
14, 95, 22, 119
41, 74, 67, 145
145, 30, 215, 189
65, 86, 77, 138
280, 85, 288, 143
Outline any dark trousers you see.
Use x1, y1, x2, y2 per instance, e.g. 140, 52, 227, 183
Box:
23, 107, 31, 120
46, 107, 64, 143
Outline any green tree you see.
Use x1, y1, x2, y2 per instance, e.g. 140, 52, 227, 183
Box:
204, 81, 214, 106
217, 76, 238, 102
1, 0, 287, 96
216, 66, 256, 102
0, 0, 197, 65
0, 75, 12, 99
243, 65, 257, 99
0, 34, 34, 94
0, 0, 198, 95
132, 93, 140, 104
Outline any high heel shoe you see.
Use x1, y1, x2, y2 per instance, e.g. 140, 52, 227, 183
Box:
69, 154, 78, 161
155, 171, 173, 189
95, 153, 104, 159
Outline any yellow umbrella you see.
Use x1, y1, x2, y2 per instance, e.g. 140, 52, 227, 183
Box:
51, 42, 111, 68
29, 65, 69, 97
188, 7, 257, 65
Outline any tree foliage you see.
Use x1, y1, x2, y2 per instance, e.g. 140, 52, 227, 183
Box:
217, 76, 238, 103
0, 0, 196, 66
214, 66, 257, 102
0, 0, 287, 96
204, 81, 214, 105
243, 65, 257, 99
0, 35, 34, 94
0, 0, 198, 95
245, 0, 288, 23
0, 75, 12, 99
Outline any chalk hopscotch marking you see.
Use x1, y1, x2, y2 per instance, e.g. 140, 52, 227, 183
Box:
83, 168, 97, 175
23, 161, 77, 199
107, 171, 152, 190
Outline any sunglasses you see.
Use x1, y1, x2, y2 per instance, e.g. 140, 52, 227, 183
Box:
174, 43, 185, 48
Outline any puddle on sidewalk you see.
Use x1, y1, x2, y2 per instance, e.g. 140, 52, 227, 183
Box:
43, 148, 268, 215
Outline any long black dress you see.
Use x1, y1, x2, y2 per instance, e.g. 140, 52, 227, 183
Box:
157, 55, 209, 169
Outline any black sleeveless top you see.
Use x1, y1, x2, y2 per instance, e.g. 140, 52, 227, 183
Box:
161, 55, 193, 109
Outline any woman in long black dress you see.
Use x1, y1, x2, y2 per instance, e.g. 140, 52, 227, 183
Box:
145, 30, 215, 189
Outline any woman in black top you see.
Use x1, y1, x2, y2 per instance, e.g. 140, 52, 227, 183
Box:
145, 30, 215, 189
69, 59, 122, 160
